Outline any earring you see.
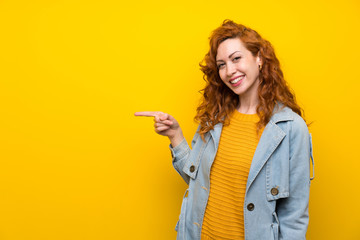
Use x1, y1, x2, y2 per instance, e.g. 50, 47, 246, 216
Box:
259, 64, 262, 71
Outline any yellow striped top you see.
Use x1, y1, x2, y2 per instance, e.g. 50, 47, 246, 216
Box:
201, 110, 263, 240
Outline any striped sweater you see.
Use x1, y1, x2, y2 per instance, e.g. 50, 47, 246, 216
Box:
201, 110, 263, 240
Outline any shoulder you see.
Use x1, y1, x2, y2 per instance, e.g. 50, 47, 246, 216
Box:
271, 105, 308, 132
287, 108, 308, 136
276, 107, 311, 153
270, 105, 310, 148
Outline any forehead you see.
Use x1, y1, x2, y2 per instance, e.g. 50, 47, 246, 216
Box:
216, 38, 247, 59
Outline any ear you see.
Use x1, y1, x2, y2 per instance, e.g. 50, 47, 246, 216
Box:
256, 51, 262, 65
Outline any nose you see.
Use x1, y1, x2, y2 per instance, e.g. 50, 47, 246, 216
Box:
226, 63, 236, 77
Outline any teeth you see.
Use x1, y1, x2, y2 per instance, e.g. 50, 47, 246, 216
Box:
230, 76, 244, 84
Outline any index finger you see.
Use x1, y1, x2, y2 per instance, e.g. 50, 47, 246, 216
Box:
134, 111, 160, 117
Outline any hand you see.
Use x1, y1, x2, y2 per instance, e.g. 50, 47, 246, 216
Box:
134, 111, 184, 147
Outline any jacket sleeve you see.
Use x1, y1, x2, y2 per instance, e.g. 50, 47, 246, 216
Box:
277, 116, 313, 240
169, 126, 201, 185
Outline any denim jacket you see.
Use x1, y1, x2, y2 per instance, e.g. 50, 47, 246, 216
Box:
170, 105, 314, 240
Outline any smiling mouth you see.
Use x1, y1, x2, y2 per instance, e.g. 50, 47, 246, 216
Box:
230, 75, 245, 84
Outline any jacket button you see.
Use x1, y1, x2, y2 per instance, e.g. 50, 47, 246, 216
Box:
247, 203, 255, 211
271, 188, 279, 196
190, 165, 195, 173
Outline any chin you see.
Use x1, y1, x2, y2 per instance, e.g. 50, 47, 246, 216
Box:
232, 88, 245, 96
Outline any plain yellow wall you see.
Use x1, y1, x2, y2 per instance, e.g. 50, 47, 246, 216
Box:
0, 0, 359, 239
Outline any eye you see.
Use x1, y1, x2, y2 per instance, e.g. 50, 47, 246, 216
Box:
217, 63, 225, 69
233, 56, 241, 62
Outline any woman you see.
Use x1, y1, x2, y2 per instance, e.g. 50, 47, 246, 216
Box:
135, 20, 314, 240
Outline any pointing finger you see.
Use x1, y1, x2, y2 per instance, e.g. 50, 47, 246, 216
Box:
134, 111, 165, 118
134, 111, 159, 117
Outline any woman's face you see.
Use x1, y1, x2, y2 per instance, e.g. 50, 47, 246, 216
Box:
216, 38, 261, 99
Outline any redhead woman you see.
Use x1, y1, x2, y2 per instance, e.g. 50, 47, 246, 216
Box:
135, 20, 314, 240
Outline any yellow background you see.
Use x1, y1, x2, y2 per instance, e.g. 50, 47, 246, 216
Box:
0, 0, 359, 239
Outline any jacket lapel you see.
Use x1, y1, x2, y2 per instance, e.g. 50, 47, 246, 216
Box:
245, 121, 285, 192
206, 105, 294, 193
245, 106, 294, 192
209, 123, 223, 152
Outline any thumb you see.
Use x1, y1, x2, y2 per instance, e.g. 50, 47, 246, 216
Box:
160, 113, 169, 121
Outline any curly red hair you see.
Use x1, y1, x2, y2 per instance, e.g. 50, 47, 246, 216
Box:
195, 20, 304, 140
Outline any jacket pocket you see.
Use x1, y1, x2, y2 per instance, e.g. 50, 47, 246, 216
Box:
176, 189, 189, 233
265, 164, 290, 202
265, 152, 290, 202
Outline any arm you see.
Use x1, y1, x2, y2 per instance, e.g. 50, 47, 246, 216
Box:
134, 111, 195, 184
170, 138, 191, 184
277, 116, 313, 240
170, 126, 201, 184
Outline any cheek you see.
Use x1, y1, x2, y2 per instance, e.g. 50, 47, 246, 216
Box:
218, 70, 227, 83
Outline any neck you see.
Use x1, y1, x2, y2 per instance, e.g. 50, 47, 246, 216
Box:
237, 95, 259, 114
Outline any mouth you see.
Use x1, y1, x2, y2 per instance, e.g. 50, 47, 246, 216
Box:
230, 75, 245, 85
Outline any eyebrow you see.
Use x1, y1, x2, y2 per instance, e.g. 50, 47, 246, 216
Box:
216, 51, 242, 62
